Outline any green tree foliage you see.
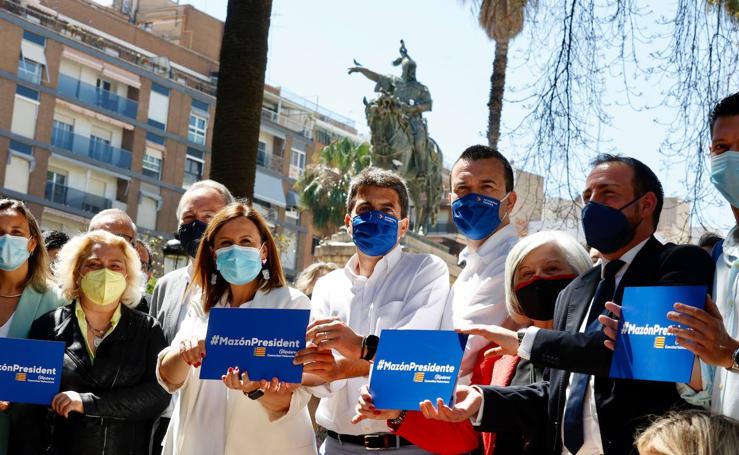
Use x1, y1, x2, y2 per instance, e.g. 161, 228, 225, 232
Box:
294, 139, 372, 237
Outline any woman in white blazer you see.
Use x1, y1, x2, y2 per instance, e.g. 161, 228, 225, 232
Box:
157, 202, 316, 455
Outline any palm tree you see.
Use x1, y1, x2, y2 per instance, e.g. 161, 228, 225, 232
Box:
707, 0, 739, 22
294, 139, 371, 237
466, 0, 528, 148
209, 0, 273, 200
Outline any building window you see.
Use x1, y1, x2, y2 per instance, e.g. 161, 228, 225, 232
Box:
89, 135, 111, 162
188, 113, 207, 145
51, 120, 74, 150
142, 153, 163, 179
18, 58, 41, 84
46, 171, 67, 205
257, 141, 268, 167
183, 157, 203, 188
289, 148, 306, 179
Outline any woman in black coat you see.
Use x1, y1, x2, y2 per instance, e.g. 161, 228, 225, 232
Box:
11, 230, 169, 454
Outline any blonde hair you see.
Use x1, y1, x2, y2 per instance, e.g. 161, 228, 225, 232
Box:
295, 262, 339, 296
54, 230, 143, 307
636, 410, 739, 455
0, 199, 50, 292
504, 230, 592, 322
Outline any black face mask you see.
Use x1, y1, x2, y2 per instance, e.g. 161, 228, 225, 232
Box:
176, 220, 208, 258
514, 274, 577, 321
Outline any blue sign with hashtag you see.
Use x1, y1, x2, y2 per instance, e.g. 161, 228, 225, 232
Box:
0, 337, 65, 405
199, 308, 310, 383
610, 285, 706, 383
369, 330, 466, 410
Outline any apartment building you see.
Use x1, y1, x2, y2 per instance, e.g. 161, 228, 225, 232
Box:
0, 0, 359, 279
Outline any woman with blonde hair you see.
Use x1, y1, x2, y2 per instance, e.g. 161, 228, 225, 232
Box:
157, 202, 315, 455
12, 230, 169, 454
636, 409, 739, 455
0, 199, 64, 455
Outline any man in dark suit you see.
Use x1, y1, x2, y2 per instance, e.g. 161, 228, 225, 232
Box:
422, 155, 714, 455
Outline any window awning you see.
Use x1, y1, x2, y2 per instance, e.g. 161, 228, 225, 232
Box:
21, 40, 47, 66
255, 171, 286, 208
62, 47, 103, 71
102, 63, 141, 89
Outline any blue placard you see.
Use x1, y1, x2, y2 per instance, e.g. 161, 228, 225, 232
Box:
610, 285, 707, 383
200, 308, 310, 383
0, 337, 65, 405
369, 330, 466, 410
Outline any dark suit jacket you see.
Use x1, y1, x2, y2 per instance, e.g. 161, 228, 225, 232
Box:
474, 237, 715, 455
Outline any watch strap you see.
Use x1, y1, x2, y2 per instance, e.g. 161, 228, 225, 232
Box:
244, 388, 264, 400
362, 335, 380, 361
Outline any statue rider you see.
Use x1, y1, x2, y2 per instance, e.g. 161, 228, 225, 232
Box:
348, 40, 432, 174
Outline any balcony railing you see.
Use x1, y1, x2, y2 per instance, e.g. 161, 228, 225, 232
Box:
57, 73, 138, 119
18, 61, 41, 84
45, 182, 112, 214
51, 125, 132, 170
261, 108, 313, 139
0, 0, 218, 97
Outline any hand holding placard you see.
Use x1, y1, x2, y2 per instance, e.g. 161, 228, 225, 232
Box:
0, 338, 65, 405
609, 285, 706, 383
368, 330, 465, 411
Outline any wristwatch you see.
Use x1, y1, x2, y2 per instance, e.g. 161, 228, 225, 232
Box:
516, 329, 527, 347
362, 335, 380, 361
244, 388, 264, 400
729, 346, 739, 374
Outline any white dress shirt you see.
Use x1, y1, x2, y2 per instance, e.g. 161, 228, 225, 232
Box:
441, 224, 519, 383
515, 238, 649, 455
310, 245, 450, 436
711, 251, 739, 419
156, 286, 316, 455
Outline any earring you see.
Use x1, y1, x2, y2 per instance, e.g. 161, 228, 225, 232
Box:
261, 268, 270, 280
210, 273, 217, 285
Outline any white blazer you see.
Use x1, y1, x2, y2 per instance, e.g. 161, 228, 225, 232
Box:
156, 286, 316, 455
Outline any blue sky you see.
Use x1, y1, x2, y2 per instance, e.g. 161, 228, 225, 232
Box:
182, 0, 735, 231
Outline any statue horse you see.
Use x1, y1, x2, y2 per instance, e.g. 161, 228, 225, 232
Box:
365, 94, 443, 231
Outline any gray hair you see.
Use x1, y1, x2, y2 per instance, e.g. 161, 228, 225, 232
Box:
176, 179, 235, 222
88, 208, 137, 236
346, 167, 410, 219
504, 230, 592, 321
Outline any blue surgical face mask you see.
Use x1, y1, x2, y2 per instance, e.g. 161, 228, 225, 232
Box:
451, 193, 510, 241
711, 151, 739, 208
0, 234, 30, 271
215, 245, 263, 285
350, 210, 399, 257
581, 196, 642, 254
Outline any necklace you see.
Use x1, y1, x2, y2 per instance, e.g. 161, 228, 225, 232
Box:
0, 293, 22, 298
85, 317, 111, 348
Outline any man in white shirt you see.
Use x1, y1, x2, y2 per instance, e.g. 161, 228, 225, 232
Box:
665, 92, 739, 419
298, 167, 450, 454
442, 144, 519, 383
148, 179, 234, 455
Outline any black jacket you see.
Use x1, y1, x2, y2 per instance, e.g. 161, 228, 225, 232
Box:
11, 302, 170, 455
474, 237, 715, 455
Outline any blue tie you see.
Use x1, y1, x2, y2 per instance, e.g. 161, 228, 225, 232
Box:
562, 259, 624, 454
